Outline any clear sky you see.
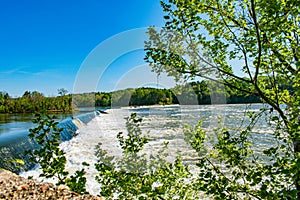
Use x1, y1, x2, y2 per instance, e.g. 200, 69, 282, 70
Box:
0, 0, 166, 97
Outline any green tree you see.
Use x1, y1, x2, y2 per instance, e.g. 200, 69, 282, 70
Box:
95, 113, 196, 199
58, 88, 68, 96
23, 112, 198, 198
95, 92, 111, 107
145, 0, 299, 199
27, 112, 88, 194
22, 91, 31, 98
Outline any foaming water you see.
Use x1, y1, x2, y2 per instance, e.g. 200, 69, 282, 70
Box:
21, 109, 128, 195
21, 104, 275, 195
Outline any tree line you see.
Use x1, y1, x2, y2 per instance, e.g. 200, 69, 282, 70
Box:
0, 81, 261, 113
75, 80, 261, 108
0, 91, 72, 114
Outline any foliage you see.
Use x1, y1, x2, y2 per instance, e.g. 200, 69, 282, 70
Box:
77, 84, 260, 108
0, 91, 72, 113
95, 92, 112, 107
0, 84, 262, 114
58, 88, 68, 96
0, 159, 25, 171
129, 88, 174, 106
95, 113, 198, 199
144, 0, 300, 199
26, 112, 88, 194
184, 116, 296, 199
24, 112, 201, 198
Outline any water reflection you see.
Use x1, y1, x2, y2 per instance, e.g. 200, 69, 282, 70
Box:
0, 113, 34, 136
0, 113, 71, 137
0, 107, 106, 138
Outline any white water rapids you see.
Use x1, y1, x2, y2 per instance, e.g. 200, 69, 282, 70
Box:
20, 104, 275, 195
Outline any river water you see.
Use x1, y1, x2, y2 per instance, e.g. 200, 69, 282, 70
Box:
20, 104, 275, 195
0, 113, 72, 138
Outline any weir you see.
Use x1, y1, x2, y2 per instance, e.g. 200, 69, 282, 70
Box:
0, 111, 98, 174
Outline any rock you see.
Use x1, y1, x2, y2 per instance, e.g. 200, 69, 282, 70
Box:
0, 170, 104, 199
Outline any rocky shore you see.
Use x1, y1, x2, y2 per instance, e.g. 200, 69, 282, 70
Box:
0, 170, 103, 200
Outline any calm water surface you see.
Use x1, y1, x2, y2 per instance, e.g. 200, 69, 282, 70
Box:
0, 113, 72, 137
0, 113, 34, 136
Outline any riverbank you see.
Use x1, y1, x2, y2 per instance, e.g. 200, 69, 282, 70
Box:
0, 170, 103, 199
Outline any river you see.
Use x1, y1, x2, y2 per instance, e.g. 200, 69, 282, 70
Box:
0, 113, 71, 138
19, 103, 276, 195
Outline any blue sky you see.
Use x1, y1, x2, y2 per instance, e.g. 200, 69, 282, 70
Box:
0, 0, 166, 97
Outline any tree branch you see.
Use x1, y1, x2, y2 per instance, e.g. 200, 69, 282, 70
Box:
204, 5, 250, 32
250, 0, 261, 82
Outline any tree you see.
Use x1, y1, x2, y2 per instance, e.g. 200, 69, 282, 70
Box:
58, 88, 68, 96
145, 0, 299, 199
95, 113, 196, 199
27, 112, 88, 194
22, 91, 31, 98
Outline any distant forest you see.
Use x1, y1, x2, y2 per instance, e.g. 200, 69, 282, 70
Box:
0, 91, 72, 114
0, 81, 261, 113
75, 80, 261, 108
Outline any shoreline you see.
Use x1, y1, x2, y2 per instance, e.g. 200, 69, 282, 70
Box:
0, 169, 103, 199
